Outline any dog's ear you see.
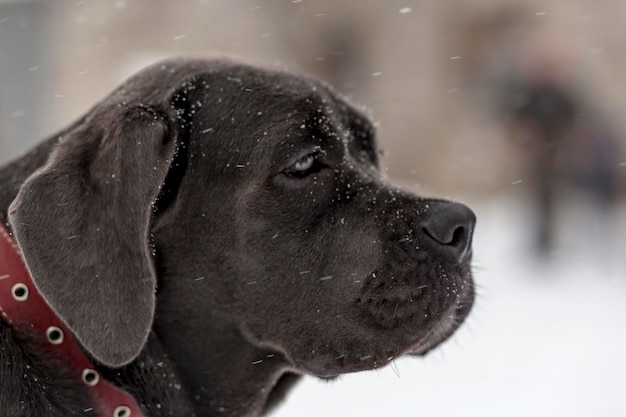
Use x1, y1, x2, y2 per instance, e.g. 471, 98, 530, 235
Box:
8, 103, 181, 367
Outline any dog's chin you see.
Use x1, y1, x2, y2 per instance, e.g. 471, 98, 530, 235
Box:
296, 363, 342, 379
296, 359, 390, 379
296, 316, 459, 379
295, 322, 471, 381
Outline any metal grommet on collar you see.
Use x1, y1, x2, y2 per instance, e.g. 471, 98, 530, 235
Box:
81, 368, 100, 387
45, 326, 64, 345
11, 283, 29, 301
113, 405, 131, 417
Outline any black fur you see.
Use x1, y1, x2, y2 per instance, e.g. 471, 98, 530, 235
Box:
0, 322, 93, 416
0, 58, 475, 416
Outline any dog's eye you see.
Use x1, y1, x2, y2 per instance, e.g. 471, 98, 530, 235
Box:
294, 154, 316, 172
284, 150, 324, 179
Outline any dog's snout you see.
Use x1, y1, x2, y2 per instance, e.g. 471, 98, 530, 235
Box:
419, 201, 476, 262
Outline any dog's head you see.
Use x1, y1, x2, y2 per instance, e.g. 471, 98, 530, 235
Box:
8, 58, 474, 410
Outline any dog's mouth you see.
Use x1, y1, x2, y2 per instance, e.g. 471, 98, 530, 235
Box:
296, 273, 474, 378
356, 263, 473, 328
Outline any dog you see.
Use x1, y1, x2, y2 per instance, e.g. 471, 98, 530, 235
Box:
0, 57, 475, 417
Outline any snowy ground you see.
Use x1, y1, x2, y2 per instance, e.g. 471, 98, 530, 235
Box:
273, 192, 626, 417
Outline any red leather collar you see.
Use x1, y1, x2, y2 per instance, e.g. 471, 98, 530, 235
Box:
0, 222, 145, 417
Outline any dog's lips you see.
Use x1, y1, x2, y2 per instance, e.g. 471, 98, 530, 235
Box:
353, 267, 474, 357
356, 267, 472, 327
408, 316, 459, 357
409, 286, 474, 357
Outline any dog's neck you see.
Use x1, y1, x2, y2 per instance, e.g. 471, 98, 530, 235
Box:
98, 328, 294, 417
149, 300, 297, 416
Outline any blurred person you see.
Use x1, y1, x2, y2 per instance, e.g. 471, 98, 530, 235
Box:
500, 57, 577, 254
497, 36, 623, 258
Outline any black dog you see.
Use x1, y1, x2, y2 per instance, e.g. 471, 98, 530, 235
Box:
0, 58, 475, 416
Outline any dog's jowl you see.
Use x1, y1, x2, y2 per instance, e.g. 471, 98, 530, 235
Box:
0, 58, 475, 417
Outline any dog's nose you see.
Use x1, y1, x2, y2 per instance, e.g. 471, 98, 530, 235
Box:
419, 201, 476, 262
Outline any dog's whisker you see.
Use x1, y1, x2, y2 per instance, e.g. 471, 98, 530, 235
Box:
389, 359, 401, 379
193, 276, 205, 281
319, 276, 333, 281
392, 300, 400, 322
377, 299, 385, 318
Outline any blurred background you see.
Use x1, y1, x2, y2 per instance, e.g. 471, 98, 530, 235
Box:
1, 0, 625, 416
